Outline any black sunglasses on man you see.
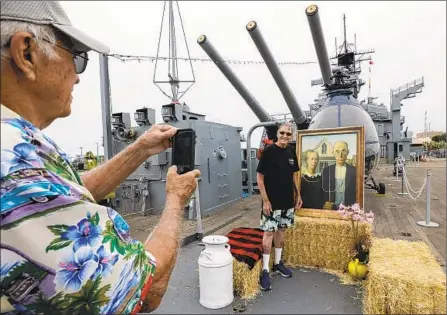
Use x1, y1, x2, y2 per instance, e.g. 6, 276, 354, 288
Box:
42, 37, 89, 74
279, 131, 292, 137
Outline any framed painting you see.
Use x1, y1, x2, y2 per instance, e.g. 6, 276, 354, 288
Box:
296, 126, 365, 212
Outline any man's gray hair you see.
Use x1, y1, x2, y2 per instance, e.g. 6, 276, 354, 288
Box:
278, 122, 293, 130
1, 20, 57, 60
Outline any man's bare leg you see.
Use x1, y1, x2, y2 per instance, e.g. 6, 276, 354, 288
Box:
262, 231, 274, 271
272, 228, 292, 277
273, 228, 286, 264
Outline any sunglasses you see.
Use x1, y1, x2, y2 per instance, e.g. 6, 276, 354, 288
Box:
42, 38, 89, 74
4, 34, 89, 74
279, 131, 292, 137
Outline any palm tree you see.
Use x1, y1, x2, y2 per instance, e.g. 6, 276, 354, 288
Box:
123, 242, 151, 272
64, 275, 111, 315
28, 292, 68, 315
102, 220, 127, 255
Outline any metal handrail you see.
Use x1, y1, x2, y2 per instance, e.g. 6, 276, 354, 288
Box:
391, 77, 424, 96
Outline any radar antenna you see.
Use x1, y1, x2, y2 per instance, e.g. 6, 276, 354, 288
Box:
153, 1, 195, 102
327, 14, 376, 97
332, 14, 375, 73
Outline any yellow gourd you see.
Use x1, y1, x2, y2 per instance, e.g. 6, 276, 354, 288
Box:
348, 258, 368, 279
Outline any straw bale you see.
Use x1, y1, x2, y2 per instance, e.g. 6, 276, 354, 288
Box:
233, 258, 262, 300
232, 211, 374, 299
283, 215, 372, 271
296, 209, 349, 220
363, 238, 446, 315
233, 247, 281, 299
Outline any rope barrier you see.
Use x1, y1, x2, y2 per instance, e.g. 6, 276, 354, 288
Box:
402, 166, 427, 199
396, 162, 439, 228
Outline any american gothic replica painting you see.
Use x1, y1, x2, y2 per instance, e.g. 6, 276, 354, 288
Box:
296, 126, 365, 211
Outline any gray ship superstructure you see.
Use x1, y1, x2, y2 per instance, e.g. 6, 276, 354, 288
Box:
96, 2, 425, 219
100, 1, 244, 221
200, 5, 387, 194
306, 13, 424, 164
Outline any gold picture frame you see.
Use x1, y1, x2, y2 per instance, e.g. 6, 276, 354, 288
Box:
295, 126, 365, 214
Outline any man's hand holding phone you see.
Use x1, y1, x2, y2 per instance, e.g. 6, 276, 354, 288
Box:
167, 128, 200, 206
135, 124, 178, 156
166, 166, 201, 206
171, 128, 196, 175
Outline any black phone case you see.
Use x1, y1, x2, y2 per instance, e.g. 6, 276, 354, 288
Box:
171, 128, 196, 174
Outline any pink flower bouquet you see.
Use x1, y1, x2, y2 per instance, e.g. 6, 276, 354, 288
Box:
337, 203, 374, 262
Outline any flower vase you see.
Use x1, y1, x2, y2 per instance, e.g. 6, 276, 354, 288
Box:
348, 258, 368, 279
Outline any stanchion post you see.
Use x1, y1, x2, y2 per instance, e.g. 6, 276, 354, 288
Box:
417, 169, 439, 228
397, 162, 408, 195
393, 163, 400, 181
393, 157, 401, 181
195, 178, 203, 239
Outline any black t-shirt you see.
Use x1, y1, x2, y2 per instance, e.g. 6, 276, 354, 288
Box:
256, 144, 300, 210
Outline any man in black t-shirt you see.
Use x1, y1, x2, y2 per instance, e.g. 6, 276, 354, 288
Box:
256, 123, 302, 291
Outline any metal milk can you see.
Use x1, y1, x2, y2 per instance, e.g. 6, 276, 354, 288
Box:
198, 235, 234, 309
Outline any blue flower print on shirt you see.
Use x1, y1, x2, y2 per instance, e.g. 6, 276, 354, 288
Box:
61, 218, 102, 252
1, 261, 21, 281
55, 247, 98, 293
1, 142, 44, 177
91, 245, 119, 280
3, 118, 38, 134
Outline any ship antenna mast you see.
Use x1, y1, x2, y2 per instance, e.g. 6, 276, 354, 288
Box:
153, 1, 195, 103
343, 14, 347, 53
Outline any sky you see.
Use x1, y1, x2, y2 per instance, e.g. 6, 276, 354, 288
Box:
43, 1, 446, 158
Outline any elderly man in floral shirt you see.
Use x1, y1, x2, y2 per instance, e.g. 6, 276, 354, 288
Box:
0, 1, 200, 314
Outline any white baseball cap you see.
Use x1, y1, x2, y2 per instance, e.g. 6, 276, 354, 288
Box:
1, 1, 110, 54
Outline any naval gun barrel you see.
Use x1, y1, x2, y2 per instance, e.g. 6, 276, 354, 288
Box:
246, 21, 307, 128
197, 35, 272, 123
306, 4, 333, 86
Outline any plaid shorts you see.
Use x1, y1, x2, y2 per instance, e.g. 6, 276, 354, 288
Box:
260, 208, 295, 232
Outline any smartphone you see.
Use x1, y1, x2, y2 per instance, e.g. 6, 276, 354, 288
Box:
172, 128, 196, 175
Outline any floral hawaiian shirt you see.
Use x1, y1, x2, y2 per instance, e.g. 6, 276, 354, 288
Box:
0, 105, 156, 315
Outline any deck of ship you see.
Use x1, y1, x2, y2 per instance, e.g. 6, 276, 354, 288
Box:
127, 159, 445, 314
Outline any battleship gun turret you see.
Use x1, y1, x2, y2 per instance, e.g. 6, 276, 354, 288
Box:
305, 4, 333, 87
305, 4, 381, 184
246, 21, 307, 129
197, 35, 278, 139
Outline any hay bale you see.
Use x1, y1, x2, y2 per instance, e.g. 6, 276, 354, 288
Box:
233, 258, 262, 299
283, 215, 372, 271
232, 247, 281, 299
363, 238, 446, 315
297, 209, 349, 220
232, 211, 374, 299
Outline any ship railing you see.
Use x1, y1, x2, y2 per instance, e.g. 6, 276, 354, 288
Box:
390, 77, 424, 96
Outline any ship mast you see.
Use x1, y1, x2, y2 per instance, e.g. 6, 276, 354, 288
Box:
153, 0, 195, 103
168, 0, 179, 101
